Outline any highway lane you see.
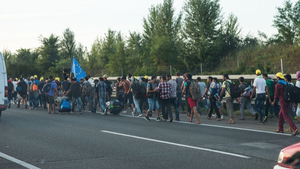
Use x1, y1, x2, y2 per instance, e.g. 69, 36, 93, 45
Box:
0, 108, 299, 169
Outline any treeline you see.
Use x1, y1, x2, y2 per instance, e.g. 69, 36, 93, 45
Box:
3, 0, 300, 79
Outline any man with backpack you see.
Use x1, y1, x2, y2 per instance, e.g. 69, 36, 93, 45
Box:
120, 76, 134, 114
273, 72, 299, 136
17, 78, 28, 108
207, 77, 221, 121
82, 77, 93, 111
29, 76, 39, 110
139, 77, 148, 114
144, 76, 162, 122
238, 77, 257, 120
64, 77, 82, 114
182, 74, 201, 124
219, 74, 236, 124
38, 77, 46, 109
130, 77, 143, 117
250, 70, 269, 124
7, 77, 14, 108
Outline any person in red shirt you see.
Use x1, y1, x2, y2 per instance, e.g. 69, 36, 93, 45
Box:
272, 72, 299, 136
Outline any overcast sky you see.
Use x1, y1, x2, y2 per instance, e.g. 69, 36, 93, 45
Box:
0, 0, 297, 53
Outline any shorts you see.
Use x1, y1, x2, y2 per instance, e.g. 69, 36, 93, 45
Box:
19, 94, 27, 100
47, 95, 55, 105
124, 93, 133, 105
148, 99, 160, 112
188, 98, 197, 108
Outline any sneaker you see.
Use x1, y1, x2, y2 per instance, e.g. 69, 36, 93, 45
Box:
78, 112, 82, 114
255, 113, 258, 120
221, 115, 224, 120
122, 111, 127, 114
100, 112, 105, 115
175, 118, 180, 121
8, 103, 11, 108
29, 107, 33, 110
138, 114, 142, 117
212, 114, 216, 118
156, 117, 162, 122
132, 108, 136, 116
144, 116, 150, 121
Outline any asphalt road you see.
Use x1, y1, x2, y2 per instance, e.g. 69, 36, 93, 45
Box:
1, 106, 300, 169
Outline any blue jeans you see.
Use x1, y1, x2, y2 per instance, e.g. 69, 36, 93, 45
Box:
72, 97, 82, 112
197, 99, 210, 114
170, 98, 179, 119
176, 93, 184, 111
30, 94, 39, 108
93, 97, 106, 113
254, 94, 266, 121
7, 91, 12, 104
148, 98, 160, 112
133, 96, 141, 115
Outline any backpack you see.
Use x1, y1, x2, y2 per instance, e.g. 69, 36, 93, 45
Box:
8, 81, 13, 92
280, 82, 300, 103
226, 81, 241, 99
117, 84, 125, 98
42, 81, 52, 93
83, 82, 92, 96
61, 100, 71, 109
188, 80, 202, 100
30, 82, 38, 92
131, 83, 143, 99
107, 100, 123, 115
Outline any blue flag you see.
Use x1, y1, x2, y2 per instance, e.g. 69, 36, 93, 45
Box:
71, 57, 86, 82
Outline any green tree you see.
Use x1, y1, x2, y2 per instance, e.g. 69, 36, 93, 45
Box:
182, 0, 222, 72
60, 28, 76, 60
100, 29, 117, 67
273, 0, 300, 45
38, 34, 60, 75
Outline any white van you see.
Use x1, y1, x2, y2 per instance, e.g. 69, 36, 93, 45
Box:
0, 52, 8, 118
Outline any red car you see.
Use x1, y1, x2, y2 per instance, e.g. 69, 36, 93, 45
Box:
274, 142, 300, 169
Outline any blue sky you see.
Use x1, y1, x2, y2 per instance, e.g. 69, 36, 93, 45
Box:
0, 0, 298, 53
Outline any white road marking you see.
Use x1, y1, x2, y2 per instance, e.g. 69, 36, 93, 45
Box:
101, 130, 250, 159
119, 114, 300, 137
0, 152, 40, 169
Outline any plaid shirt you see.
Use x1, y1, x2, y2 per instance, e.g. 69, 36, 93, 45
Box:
168, 79, 177, 98
97, 81, 107, 98
158, 81, 171, 99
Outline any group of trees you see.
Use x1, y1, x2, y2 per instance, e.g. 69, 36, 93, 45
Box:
3, 0, 300, 79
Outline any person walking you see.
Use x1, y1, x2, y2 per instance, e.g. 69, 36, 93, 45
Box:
175, 73, 185, 113
92, 79, 99, 113
65, 78, 82, 114
182, 74, 201, 124
250, 70, 269, 124
207, 78, 221, 121
130, 77, 143, 117
158, 76, 173, 122
219, 74, 235, 124
238, 77, 257, 120
96, 78, 109, 114
196, 77, 209, 116
46, 76, 59, 114
139, 77, 148, 114
82, 77, 93, 111
120, 76, 134, 114
103, 75, 112, 101
17, 78, 28, 108
167, 75, 180, 121
144, 76, 162, 122
273, 72, 299, 136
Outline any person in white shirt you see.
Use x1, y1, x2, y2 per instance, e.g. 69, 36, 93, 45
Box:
196, 77, 209, 115
250, 69, 270, 124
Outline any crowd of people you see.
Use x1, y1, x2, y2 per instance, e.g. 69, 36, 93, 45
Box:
6, 70, 300, 136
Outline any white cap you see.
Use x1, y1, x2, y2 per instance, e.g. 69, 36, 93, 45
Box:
268, 75, 273, 79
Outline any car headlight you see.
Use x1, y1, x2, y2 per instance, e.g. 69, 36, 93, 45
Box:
278, 151, 284, 163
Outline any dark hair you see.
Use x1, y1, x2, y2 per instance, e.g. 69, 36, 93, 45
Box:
176, 72, 180, 76
208, 76, 212, 81
284, 74, 292, 82
117, 77, 121, 81
213, 77, 218, 82
162, 76, 166, 80
84, 77, 88, 81
239, 77, 244, 82
72, 77, 77, 81
262, 74, 268, 78
223, 74, 229, 79
141, 78, 145, 82
94, 79, 99, 83
64, 76, 68, 80
151, 76, 156, 80
49, 75, 53, 80
20, 78, 23, 81
128, 74, 132, 78
122, 75, 126, 80
167, 75, 171, 78
197, 77, 201, 81
87, 75, 91, 78
100, 78, 104, 81
187, 74, 192, 79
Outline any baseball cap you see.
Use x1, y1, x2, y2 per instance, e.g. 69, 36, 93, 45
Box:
276, 72, 284, 79
30, 76, 34, 79
268, 75, 272, 79
256, 69, 261, 75
183, 73, 188, 77
34, 75, 38, 78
